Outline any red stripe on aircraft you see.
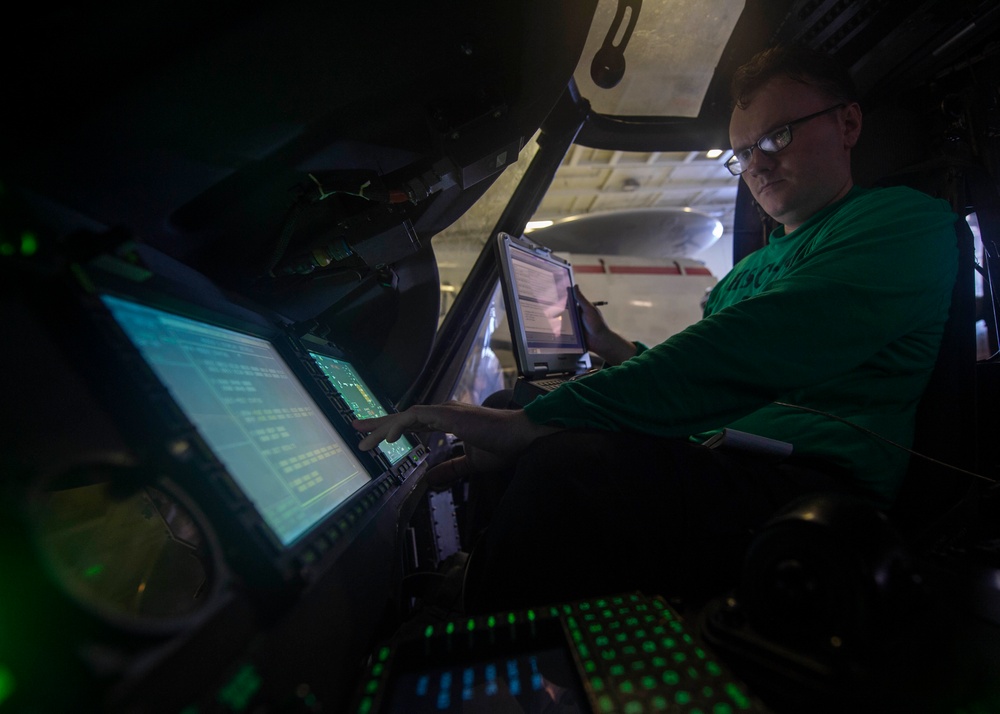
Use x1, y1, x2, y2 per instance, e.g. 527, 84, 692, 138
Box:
573, 265, 607, 273
608, 265, 682, 275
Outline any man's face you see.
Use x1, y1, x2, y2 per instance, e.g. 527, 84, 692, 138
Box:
728, 76, 861, 233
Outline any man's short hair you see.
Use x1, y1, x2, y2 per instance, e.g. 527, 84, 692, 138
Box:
731, 45, 860, 110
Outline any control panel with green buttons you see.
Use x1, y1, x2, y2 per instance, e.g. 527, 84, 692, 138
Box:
351, 592, 770, 713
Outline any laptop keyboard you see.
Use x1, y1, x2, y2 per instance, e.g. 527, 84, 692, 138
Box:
532, 377, 571, 391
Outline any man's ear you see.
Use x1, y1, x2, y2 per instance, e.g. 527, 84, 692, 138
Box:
843, 102, 862, 149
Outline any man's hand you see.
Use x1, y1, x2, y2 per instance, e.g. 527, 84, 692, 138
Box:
575, 285, 638, 365
352, 401, 561, 470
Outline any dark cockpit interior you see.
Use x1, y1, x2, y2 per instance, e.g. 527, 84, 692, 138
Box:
4, 2, 1000, 712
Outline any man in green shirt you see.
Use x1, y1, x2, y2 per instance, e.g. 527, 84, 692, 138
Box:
353, 46, 959, 612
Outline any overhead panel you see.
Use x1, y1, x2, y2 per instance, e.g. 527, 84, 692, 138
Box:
576, 0, 747, 117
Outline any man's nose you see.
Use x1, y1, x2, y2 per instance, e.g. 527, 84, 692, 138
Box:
745, 148, 775, 175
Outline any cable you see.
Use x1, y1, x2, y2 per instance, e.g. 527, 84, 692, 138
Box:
772, 401, 995, 484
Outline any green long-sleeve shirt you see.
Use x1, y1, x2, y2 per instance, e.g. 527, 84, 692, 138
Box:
523, 185, 959, 507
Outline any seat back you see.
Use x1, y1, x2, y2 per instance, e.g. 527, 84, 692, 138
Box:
888, 212, 980, 549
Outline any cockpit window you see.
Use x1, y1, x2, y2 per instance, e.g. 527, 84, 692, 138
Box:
448, 283, 513, 405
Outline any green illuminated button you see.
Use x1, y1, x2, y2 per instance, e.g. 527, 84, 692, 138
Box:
615, 632, 629, 643
610, 664, 626, 677
578, 644, 591, 658
714, 704, 735, 714
584, 660, 597, 673
641, 675, 657, 690
725, 683, 752, 709
596, 636, 610, 647
642, 640, 657, 653
619, 680, 635, 694
591, 676, 605, 691
706, 661, 722, 676
598, 694, 615, 713
672, 652, 687, 663
687, 666, 700, 679
217, 664, 261, 712
652, 656, 667, 668
630, 661, 646, 672
651, 695, 668, 711
624, 701, 644, 714
0, 664, 15, 706
662, 670, 680, 686
702, 685, 715, 698
675, 690, 692, 705
20, 233, 39, 256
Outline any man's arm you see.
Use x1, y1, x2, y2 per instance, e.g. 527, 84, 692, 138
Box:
352, 402, 561, 470
575, 285, 638, 365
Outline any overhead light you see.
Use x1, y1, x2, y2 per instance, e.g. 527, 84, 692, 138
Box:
622, 177, 640, 192
525, 220, 553, 232
706, 149, 724, 159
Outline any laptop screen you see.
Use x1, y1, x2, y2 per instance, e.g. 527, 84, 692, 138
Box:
101, 294, 373, 547
497, 232, 591, 378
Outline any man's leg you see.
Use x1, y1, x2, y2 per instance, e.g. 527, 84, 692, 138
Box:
462, 429, 852, 613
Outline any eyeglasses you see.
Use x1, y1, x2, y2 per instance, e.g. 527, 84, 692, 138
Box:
725, 104, 846, 176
